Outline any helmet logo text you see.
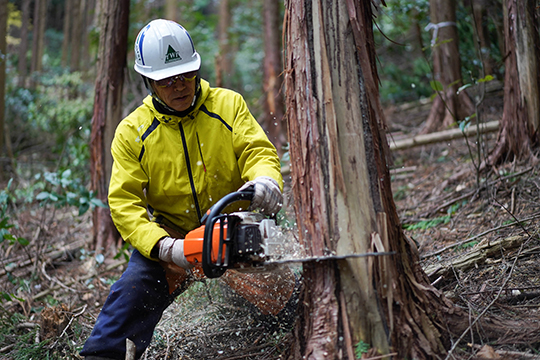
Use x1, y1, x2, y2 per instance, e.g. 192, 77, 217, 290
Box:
165, 45, 182, 64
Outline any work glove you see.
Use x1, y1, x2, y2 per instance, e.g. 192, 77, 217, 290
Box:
157, 237, 194, 269
239, 176, 283, 216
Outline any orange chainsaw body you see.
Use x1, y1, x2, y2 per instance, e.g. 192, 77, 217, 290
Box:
184, 222, 227, 265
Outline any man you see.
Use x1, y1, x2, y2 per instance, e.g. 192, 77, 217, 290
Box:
81, 19, 296, 360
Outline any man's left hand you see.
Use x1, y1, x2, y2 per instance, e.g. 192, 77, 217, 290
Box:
239, 176, 283, 216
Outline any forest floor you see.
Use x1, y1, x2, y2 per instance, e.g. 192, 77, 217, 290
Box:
3, 83, 540, 359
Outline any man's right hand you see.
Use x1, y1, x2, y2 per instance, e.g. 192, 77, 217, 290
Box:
157, 237, 194, 269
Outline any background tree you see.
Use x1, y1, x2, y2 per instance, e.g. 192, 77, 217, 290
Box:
470, 0, 496, 77
0, 0, 6, 179
421, 0, 475, 133
30, 0, 47, 81
487, 0, 540, 165
165, 0, 179, 22
90, 0, 130, 254
61, 0, 72, 68
69, 0, 83, 71
215, 0, 233, 88
16, 0, 30, 88
262, 0, 286, 156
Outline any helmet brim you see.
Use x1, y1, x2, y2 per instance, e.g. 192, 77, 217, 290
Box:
135, 53, 201, 81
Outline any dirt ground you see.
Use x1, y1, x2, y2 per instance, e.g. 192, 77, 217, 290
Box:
3, 84, 540, 359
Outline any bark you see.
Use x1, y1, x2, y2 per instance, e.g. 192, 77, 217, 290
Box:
215, 0, 233, 88
487, 0, 540, 165
165, 0, 179, 22
70, 0, 83, 71
90, 0, 130, 254
17, 0, 31, 88
0, 0, 6, 175
422, 0, 475, 134
80, 0, 92, 71
471, 0, 495, 76
30, 0, 48, 78
262, 0, 287, 156
61, 0, 72, 68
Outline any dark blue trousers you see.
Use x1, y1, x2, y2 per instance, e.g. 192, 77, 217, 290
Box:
80, 250, 180, 359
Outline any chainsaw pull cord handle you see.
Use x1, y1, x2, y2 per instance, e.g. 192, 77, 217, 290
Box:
202, 188, 255, 278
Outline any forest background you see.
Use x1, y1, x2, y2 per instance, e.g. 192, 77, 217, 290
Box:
0, 0, 525, 359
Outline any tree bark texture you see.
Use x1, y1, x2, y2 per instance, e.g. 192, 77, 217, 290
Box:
0, 0, 6, 164
30, 0, 48, 78
61, 0, 72, 68
17, 0, 31, 88
90, 0, 129, 254
487, 0, 540, 165
69, 0, 84, 71
215, 0, 233, 88
284, 0, 457, 358
80, 0, 93, 71
422, 0, 475, 134
471, 0, 495, 77
262, 0, 287, 156
165, 0, 179, 22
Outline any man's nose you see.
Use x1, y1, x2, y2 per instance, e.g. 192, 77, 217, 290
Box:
172, 78, 187, 90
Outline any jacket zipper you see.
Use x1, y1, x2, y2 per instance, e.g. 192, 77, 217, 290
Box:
178, 122, 203, 223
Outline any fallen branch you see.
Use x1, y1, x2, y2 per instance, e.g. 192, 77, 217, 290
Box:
31, 258, 127, 301
0, 238, 87, 277
424, 235, 524, 282
469, 344, 540, 359
389, 120, 499, 151
421, 211, 540, 259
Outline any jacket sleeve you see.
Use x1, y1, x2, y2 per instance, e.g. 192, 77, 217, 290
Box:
231, 94, 284, 190
108, 123, 169, 260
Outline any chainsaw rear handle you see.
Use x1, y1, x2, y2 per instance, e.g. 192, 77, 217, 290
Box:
202, 188, 254, 278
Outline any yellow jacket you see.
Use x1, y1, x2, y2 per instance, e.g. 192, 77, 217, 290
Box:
109, 79, 283, 259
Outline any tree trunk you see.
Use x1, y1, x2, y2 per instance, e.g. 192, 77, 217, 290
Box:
61, 0, 72, 68
0, 0, 6, 178
284, 0, 540, 358
165, 0, 179, 22
17, 0, 31, 88
215, 0, 233, 88
262, 0, 287, 157
422, 0, 475, 134
30, 0, 48, 80
70, 0, 83, 71
487, 0, 540, 165
90, 0, 130, 255
471, 0, 495, 77
284, 0, 453, 358
80, 0, 93, 72
31, 0, 48, 72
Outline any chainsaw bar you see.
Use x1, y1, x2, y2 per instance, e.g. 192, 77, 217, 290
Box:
259, 251, 396, 266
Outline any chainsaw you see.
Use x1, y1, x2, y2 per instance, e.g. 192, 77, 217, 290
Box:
182, 188, 395, 279
182, 188, 287, 278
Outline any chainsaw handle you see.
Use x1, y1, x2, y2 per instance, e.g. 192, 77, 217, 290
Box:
202, 189, 254, 278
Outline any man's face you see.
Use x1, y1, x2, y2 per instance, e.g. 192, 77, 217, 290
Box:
151, 71, 198, 112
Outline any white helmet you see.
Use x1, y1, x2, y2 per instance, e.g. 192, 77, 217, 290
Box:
134, 19, 201, 81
